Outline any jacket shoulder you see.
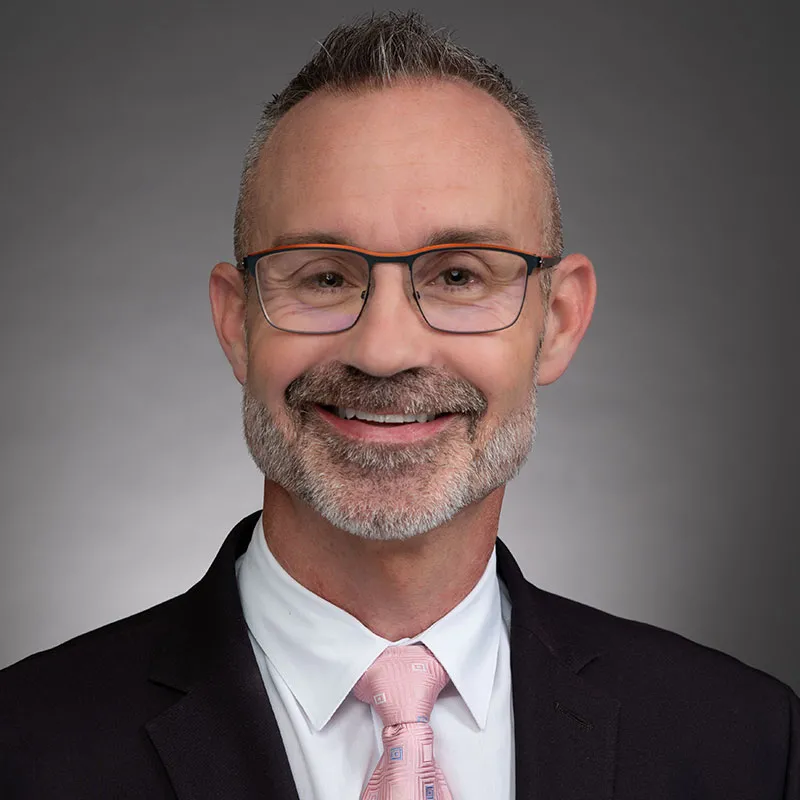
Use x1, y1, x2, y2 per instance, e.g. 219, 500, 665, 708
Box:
0, 593, 187, 746
533, 585, 793, 695
0, 594, 191, 795
0, 592, 184, 690
529, 585, 798, 755
535, 588, 799, 795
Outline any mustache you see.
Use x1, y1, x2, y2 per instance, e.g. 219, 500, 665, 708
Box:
284, 362, 488, 418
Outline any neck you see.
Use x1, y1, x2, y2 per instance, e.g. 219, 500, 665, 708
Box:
260, 480, 502, 641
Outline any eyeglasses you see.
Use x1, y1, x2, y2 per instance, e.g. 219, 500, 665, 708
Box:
237, 243, 560, 335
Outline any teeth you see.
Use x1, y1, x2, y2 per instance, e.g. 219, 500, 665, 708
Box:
334, 407, 438, 424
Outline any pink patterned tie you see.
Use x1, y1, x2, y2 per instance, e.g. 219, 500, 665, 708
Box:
354, 643, 454, 800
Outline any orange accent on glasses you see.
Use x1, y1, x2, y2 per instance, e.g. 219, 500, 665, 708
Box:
238, 242, 560, 271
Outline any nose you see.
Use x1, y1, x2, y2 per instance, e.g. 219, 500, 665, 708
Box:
338, 263, 436, 377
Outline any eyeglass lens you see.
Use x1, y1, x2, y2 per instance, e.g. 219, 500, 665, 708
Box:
254, 248, 529, 333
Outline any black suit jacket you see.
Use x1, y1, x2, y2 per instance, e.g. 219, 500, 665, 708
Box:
1, 511, 798, 798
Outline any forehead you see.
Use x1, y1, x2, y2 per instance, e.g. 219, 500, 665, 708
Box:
250, 80, 544, 252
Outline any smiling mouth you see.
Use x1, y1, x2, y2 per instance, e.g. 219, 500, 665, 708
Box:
319, 405, 446, 425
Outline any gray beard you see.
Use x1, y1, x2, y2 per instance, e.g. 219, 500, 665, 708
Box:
242, 357, 540, 541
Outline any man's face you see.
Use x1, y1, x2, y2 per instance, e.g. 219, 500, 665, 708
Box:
239, 80, 549, 540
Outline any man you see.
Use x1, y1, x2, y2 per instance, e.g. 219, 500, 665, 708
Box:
0, 11, 797, 799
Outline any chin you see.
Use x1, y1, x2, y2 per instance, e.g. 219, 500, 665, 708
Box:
310, 495, 463, 542
293, 453, 489, 542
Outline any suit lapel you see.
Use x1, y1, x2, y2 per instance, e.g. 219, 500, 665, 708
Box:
145, 512, 299, 800
145, 673, 299, 800
509, 625, 620, 800
497, 538, 620, 800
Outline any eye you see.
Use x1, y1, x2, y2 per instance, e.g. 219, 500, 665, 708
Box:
440, 268, 473, 286
313, 271, 345, 288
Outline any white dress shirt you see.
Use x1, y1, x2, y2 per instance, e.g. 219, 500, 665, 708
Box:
236, 515, 515, 800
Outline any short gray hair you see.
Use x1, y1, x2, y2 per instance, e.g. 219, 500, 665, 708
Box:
234, 11, 562, 297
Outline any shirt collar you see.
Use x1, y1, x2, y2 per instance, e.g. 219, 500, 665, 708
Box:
237, 514, 504, 732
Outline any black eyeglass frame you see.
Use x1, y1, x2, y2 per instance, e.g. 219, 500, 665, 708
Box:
237, 242, 561, 335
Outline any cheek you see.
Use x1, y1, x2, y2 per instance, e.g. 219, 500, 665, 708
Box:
445, 329, 538, 416
246, 326, 338, 413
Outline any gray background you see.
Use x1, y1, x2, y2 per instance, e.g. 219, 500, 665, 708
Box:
1, 0, 797, 691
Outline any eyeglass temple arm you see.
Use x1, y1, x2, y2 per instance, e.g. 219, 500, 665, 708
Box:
529, 256, 561, 273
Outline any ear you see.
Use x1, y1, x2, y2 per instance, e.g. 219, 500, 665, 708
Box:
209, 262, 249, 385
536, 252, 597, 386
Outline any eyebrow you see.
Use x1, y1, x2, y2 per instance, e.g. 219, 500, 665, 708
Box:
269, 226, 517, 250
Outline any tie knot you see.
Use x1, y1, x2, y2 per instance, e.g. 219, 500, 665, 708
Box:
354, 644, 450, 727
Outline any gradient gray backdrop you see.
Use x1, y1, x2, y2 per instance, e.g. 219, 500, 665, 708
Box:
1, 0, 797, 691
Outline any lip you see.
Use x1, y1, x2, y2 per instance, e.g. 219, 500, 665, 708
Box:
315, 404, 456, 444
